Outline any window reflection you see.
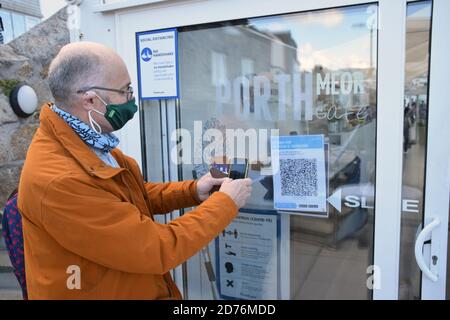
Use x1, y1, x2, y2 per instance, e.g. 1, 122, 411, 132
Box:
399, 0, 432, 300
144, 4, 380, 299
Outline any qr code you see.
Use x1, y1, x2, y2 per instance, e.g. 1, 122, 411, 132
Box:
280, 159, 318, 197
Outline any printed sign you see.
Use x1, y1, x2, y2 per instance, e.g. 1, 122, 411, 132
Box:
271, 135, 328, 215
216, 210, 279, 300
136, 28, 179, 99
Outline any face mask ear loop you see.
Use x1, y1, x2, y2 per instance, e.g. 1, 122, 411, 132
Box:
93, 92, 109, 106
88, 109, 103, 135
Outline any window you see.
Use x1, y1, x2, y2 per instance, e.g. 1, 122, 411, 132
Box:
25, 16, 40, 31
241, 58, 254, 77
142, 3, 378, 299
211, 51, 228, 87
399, 0, 433, 300
12, 13, 26, 38
0, 9, 39, 43
0, 9, 13, 43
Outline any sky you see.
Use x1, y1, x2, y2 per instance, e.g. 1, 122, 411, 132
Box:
249, 4, 376, 71
40, 0, 67, 20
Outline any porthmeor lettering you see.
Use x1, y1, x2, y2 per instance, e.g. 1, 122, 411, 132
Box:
215, 71, 368, 122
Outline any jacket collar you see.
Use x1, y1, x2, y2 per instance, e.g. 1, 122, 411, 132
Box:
39, 103, 125, 179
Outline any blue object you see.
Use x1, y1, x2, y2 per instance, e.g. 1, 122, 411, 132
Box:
141, 47, 153, 62
1, 192, 27, 299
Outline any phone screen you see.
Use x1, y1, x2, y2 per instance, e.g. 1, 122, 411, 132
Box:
228, 159, 248, 179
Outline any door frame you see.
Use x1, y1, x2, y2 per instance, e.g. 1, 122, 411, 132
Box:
417, 0, 450, 300
87, 0, 436, 299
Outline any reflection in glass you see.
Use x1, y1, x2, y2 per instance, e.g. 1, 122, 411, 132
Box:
399, 0, 432, 300
171, 4, 378, 300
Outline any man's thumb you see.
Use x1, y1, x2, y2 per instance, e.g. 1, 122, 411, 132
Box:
210, 177, 228, 185
221, 178, 233, 185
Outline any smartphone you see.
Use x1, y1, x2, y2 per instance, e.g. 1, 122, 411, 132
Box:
209, 163, 229, 194
228, 158, 249, 180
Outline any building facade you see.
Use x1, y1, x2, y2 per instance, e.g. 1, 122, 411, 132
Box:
0, 0, 448, 301
0, 0, 42, 44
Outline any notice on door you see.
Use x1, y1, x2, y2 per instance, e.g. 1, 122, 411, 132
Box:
271, 135, 328, 215
216, 211, 279, 300
136, 28, 179, 99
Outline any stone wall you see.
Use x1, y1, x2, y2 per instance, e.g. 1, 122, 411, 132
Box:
0, 7, 69, 209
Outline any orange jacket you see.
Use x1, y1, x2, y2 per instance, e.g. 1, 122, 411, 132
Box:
17, 104, 238, 300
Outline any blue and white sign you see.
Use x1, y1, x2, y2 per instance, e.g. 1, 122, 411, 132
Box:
141, 47, 153, 62
216, 210, 280, 300
271, 135, 328, 215
136, 28, 179, 100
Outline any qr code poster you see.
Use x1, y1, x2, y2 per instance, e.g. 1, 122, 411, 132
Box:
271, 135, 328, 215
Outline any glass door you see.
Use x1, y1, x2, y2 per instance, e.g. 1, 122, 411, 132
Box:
398, 0, 433, 300
412, 0, 450, 300
398, 0, 450, 300
130, 0, 416, 300
179, 5, 377, 299
172, 3, 379, 300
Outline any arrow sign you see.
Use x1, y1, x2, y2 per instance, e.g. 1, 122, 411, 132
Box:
327, 189, 342, 213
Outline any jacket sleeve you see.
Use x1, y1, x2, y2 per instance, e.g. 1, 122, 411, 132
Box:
40, 174, 238, 275
144, 180, 203, 214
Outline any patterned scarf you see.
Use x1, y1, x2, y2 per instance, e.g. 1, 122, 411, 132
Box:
50, 104, 120, 153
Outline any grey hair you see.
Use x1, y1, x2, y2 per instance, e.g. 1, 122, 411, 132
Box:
48, 52, 104, 109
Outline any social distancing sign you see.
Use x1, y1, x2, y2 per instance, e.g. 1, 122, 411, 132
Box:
136, 28, 179, 100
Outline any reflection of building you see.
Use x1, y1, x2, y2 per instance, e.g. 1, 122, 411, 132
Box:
179, 23, 299, 112
0, 0, 42, 44
314, 65, 375, 111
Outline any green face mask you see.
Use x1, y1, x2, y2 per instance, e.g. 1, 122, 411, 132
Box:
103, 98, 138, 131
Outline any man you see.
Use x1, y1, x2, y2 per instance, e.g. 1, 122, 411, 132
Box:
18, 42, 252, 299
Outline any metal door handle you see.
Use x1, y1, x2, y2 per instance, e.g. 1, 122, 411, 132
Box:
414, 217, 440, 282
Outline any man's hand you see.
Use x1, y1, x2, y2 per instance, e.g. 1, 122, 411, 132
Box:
196, 173, 228, 202
219, 178, 252, 209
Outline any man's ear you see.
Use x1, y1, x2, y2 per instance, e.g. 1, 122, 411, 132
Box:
80, 91, 97, 111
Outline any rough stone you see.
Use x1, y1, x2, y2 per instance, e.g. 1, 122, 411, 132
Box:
0, 44, 28, 64
40, 63, 50, 79
0, 124, 15, 166
16, 61, 34, 78
0, 94, 18, 126
0, 164, 23, 209
9, 8, 69, 70
32, 81, 54, 106
10, 124, 39, 162
1, 7, 70, 108
0, 45, 30, 86
0, 140, 10, 166
0, 6, 69, 209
